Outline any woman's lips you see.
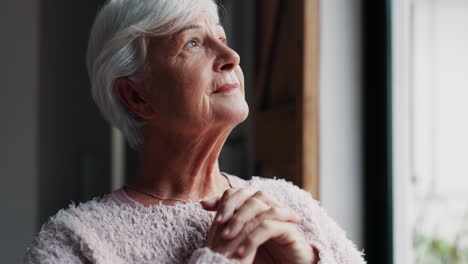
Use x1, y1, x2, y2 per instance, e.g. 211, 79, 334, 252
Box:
213, 83, 239, 94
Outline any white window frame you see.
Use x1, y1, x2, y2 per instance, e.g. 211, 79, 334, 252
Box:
392, 0, 414, 263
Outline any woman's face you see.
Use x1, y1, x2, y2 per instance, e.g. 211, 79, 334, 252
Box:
141, 7, 249, 136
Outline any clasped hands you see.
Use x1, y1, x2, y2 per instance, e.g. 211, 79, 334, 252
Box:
201, 188, 319, 264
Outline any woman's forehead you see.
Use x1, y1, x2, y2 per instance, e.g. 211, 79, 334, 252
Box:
188, 8, 220, 28
172, 11, 224, 39
167, 0, 221, 35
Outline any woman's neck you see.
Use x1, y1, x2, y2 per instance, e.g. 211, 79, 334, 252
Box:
127, 127, 232, 204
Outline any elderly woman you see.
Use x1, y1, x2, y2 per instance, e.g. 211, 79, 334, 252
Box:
25, 0, 365, 263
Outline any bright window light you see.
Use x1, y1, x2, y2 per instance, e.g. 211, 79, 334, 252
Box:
394, 0, 468, 263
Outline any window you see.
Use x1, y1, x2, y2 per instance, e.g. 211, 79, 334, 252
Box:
393, 0, 468, 263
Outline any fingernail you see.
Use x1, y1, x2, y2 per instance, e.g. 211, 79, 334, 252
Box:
216, 214, 223, 222
202, 197, 215, 205
208, 197, 218, 202
237, 245, 246, 255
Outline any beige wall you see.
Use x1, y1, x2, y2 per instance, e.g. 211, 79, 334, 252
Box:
319, 0, 364, 249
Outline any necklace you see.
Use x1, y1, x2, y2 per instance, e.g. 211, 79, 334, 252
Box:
124, 185, 190, 204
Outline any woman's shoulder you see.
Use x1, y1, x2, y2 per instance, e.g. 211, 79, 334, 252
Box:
42, 196, 124, 228
246, 175, 307, 191
30, 197, 133, 244
25, 198, 127, 263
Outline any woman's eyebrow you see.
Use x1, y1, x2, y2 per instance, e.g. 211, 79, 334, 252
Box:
175, 24, 202, 36
175, 22, 223, 37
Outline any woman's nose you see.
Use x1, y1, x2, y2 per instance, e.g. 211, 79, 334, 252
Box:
214, 45, 240, 72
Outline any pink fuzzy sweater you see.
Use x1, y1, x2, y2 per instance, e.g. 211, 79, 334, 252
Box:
24, 174, 365, 263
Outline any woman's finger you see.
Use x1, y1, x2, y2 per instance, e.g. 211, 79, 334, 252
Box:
222, 197, 269, 239
215, 188, 256, 224
214, 188, 239, 222
217, 189, 282, 225
259, 206, 302, 224
201, 196, 220, 211
250, 190, 281, 207
236, 220, 298, 257
225, 205, 302, 240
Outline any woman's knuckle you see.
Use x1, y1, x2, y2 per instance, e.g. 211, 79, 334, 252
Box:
242, 188, 255, 198
225, 188, 235, 196
254, 190, 265, 197
270, 207, 282, 215
259, 220, 272, 230
231, 215, 242, 225
248, 197, 261, 206
246, 234, 256, 245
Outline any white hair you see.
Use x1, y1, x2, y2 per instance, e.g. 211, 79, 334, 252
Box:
86, 0, 219, 149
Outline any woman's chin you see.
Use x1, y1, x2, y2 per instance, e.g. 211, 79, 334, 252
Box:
215, 101, 249, 126
233, 104, 249, 123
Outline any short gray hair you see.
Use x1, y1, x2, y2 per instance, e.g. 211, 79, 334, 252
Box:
86, 0, 219, 149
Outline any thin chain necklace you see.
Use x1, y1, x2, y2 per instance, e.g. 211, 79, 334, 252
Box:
124, 185, 191, 204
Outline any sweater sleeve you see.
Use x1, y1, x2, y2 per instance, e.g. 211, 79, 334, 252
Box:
24, 219, 124, 264
188, 247, 238, 264
24, 221, 92, 264
274, 179, 366, 264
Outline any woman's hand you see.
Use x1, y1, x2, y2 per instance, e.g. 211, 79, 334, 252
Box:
201, 188, 319, 264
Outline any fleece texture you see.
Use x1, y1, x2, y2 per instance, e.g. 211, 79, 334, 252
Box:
24, 174, 365, 263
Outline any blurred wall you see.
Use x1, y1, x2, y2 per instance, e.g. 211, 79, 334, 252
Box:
218, 0, 254, 179
1, 1, 111, 262
0, 1, 40, 262
319, 0, 364, 249
38, 0, 110, 226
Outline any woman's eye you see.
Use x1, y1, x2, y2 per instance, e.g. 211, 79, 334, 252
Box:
184, 39, 199, 49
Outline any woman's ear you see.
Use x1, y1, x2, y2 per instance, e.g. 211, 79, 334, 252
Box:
113, 77, 155, 120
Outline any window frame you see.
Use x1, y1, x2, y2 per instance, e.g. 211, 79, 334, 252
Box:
391, 0, 413, 263
362, 0, 394, 263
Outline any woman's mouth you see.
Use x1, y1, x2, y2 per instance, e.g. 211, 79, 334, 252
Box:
213, 83, 239, 94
